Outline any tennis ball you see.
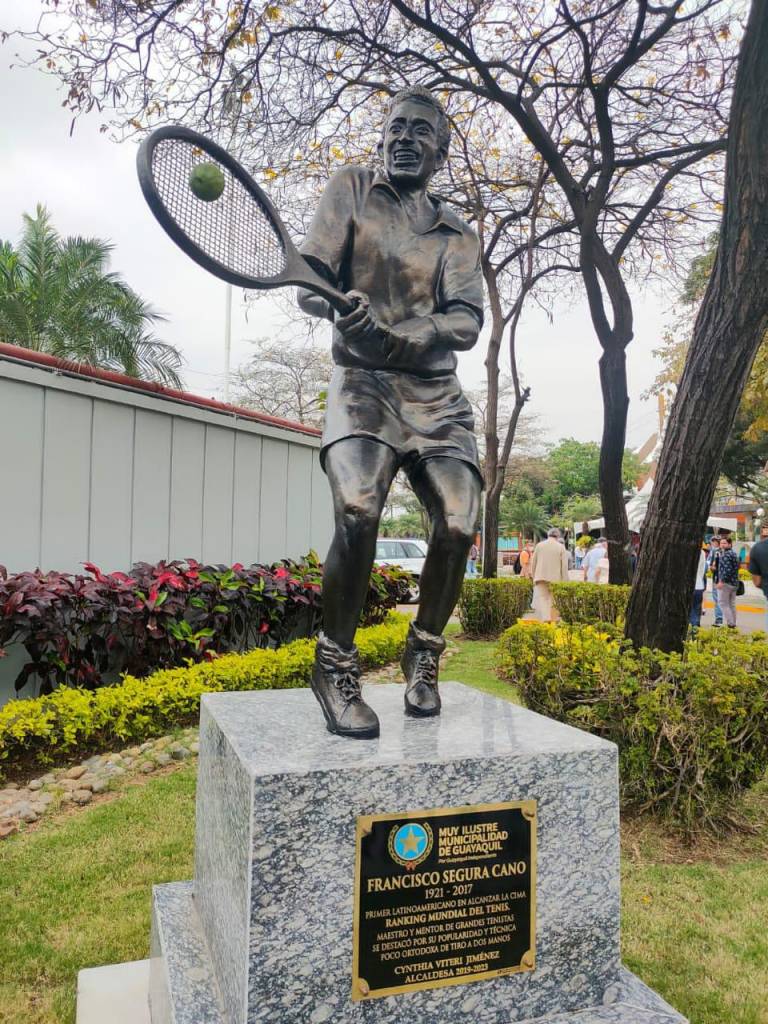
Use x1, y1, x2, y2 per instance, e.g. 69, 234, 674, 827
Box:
189, 162, 225, 201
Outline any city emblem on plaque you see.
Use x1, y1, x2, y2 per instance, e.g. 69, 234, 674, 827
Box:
388, 822, 433, 869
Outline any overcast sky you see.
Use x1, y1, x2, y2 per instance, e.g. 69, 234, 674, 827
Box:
1, 0, 674, 452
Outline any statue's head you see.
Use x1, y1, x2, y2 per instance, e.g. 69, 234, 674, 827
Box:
378, 85, 450, 188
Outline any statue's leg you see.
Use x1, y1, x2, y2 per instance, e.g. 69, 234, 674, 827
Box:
322, 438, 399, 647
412, 458, 481, 634
400, 457, 481, 717
310, 438, 398, 740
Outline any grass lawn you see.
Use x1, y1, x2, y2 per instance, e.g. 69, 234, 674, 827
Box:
0, 769, 196, 1024
1, 637, 766, 1024
443, 623, 521, 702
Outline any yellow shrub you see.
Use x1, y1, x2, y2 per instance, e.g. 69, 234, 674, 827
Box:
0, 613, 410, 774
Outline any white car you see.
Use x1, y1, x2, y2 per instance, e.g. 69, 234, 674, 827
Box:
375, 537, 427, 603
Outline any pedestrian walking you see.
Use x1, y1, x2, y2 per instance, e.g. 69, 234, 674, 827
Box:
748, 523, 768, 632
689, 544, 708, 633
716, 536, 740, 629
531, 528, 569, 622
707, 536, 723, 626
466, 542, 479, 576
582, 537, 607, 582
518, 540, 535, 578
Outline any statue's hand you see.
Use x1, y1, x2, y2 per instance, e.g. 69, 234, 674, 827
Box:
336, 291, 383, 343
383, 317, 437, 365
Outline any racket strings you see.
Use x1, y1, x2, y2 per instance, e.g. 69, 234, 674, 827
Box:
151, 138, 286, 281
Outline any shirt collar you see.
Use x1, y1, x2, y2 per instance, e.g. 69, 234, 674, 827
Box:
370, 173, 464, 235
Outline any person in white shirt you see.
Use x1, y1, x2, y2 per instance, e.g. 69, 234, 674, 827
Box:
530, 528, 570, 621
689, 545, 708, 633
582, 538, 607, 583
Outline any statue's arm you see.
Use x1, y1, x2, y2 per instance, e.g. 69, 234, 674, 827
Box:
384, 229, 484, 358
297, 167, 358, 321
393, 304, 481, 349
297, 257, 336, 321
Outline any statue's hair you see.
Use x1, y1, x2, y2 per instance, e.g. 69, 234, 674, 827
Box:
386, 85, 451, 152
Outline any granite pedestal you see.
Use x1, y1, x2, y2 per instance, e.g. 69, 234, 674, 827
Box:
149, 682, 687, 1024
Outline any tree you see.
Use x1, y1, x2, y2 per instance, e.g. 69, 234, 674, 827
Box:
499, 492, 550, 540
544, 438, 644, 509
505, 453, 557, 502
0, 205, 183, 387
440, 110, 577, 577
230, 335, 332, 426
378, 513, 427, 540
626, 0, 768, 651
552, 494, 603, 535
649, 232, 768, 488
16, 1, 738, 582
547, 439, 603, 503
719, 410, 768, 491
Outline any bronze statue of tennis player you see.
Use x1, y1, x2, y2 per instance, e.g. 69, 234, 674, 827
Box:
298, 86, 484, 739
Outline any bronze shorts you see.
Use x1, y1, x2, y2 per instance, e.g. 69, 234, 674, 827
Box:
321, 365, 482, 484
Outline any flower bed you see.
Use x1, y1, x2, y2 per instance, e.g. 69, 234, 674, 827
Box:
497, 621, 768, 830
0, 613, 410, 774
0, 553, 411, 696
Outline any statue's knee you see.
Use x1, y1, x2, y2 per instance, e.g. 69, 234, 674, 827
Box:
338, 501, 379, 542
436, 515, 475, 551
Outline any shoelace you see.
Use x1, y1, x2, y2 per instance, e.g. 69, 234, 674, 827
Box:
412, 650, 438, 688
333, 669, 362, 703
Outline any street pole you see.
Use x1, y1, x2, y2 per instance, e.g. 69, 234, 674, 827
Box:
223, 282, 232, 404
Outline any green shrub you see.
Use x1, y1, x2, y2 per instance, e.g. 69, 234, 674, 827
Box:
457, 578, 533, 637
550, 581, 630, 625
0, 613, 410, 774
497, 622, 768, 830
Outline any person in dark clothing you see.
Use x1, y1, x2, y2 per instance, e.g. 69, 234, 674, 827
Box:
716, 537, 740, 628
748, 523, 768, 632
707, 536, 723, 625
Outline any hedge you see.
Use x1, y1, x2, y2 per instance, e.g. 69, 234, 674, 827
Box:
0, 553, 412, 696
457, 577, 533, 637
497, 621, 768, 831
550, 581, 630, 625
0, 613, 410, 774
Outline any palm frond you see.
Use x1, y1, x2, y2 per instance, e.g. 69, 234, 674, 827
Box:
1, 207, 183, 387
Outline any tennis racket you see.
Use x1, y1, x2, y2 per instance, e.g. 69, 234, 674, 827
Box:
136, 125, 354, 314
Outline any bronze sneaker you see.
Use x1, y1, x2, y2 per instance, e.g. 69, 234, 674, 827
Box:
310, 632, 380, 739
401, 622, 446, 718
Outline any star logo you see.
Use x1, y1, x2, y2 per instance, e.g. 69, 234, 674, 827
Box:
388, 821, 433, 869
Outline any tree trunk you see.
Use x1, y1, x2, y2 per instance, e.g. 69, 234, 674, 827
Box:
482, 269, 503, 579
482, 409, 501, 579
599, 346, 633, 583
483, 486, 501, 578
578, 229, 634, 585
625, 0, 768, 651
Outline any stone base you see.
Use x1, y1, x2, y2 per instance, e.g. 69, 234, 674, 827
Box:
190, 683, 627, 1023
77, 959, 151, 1024
151, 881, 685, 1024
150, 882, 224, 1023
144, 680, 687, 1024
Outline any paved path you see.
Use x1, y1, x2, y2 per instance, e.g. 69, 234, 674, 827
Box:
701, 586, 766, 634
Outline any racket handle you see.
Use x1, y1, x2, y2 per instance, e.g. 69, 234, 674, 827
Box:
304, 279, 356, 316
294, 256, 356, 315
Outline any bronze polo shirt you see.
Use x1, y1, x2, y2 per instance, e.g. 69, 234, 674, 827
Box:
300, 166, 483, 378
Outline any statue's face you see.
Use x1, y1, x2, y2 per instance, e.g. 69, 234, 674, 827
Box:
380, 98, 446, 187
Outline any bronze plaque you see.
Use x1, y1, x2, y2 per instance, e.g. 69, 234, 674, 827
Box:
352, 801, 536, 1000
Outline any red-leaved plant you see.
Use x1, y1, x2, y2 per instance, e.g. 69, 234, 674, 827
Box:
0, 552, 411, 695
